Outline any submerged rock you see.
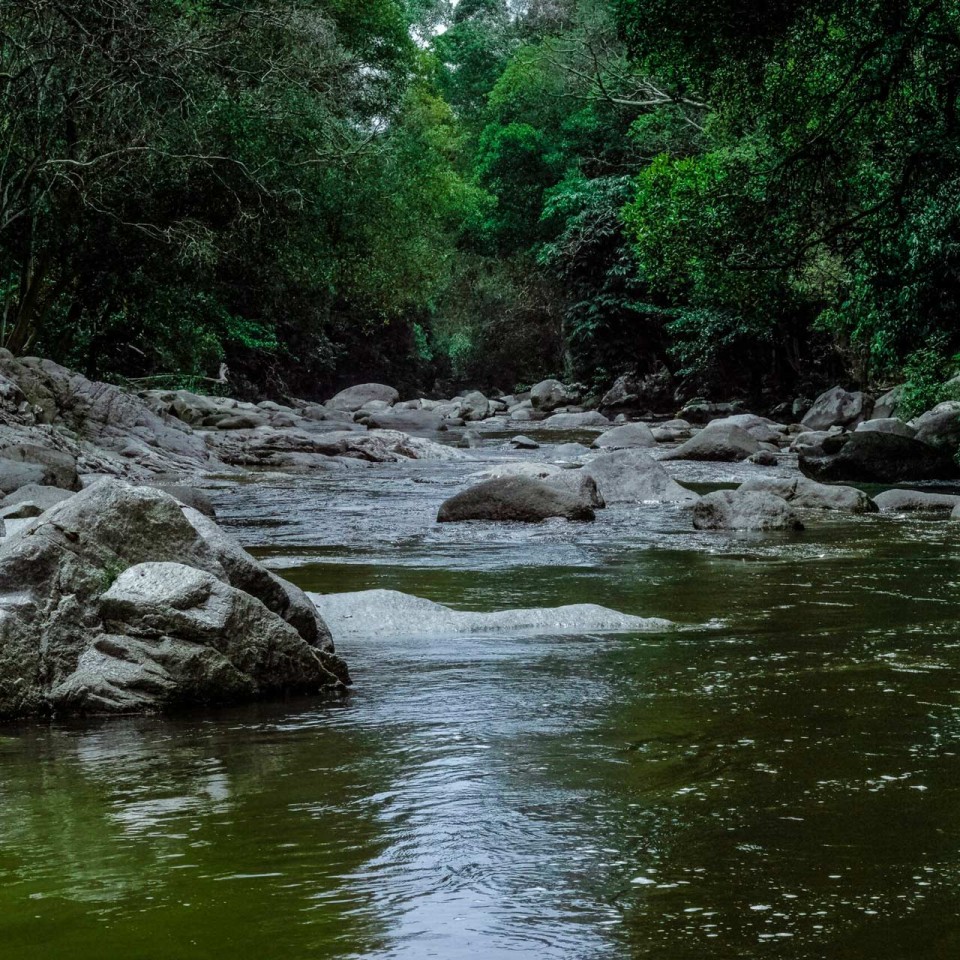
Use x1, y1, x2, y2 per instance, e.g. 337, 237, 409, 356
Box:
872, 489, 960, 514
437, 477, 595, 523
693, 490, 804, 531
312, 589, 669, 640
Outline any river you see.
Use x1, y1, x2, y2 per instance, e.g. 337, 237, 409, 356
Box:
1, 434, 959, 958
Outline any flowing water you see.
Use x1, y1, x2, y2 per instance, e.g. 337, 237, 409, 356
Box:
2, 436, 960, 959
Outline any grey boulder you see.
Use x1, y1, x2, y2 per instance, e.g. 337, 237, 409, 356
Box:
326, 383, 399, 413
582, 449, 698, 504
872, 489, 960, 514
801, 386, 871, 431
591, 423, 656, 450
661, 422, 760, 462
540, 411, 610, 431
855, 418, 917, 439
693, 490, 804, 531
530, 379, 578, 412
739, 476, 876, 513
799, 432, 959, 483
437, 476, 595, 523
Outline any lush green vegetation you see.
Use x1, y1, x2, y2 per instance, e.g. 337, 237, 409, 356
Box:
2, 0, 958, 402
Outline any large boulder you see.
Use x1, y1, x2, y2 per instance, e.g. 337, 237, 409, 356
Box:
801, 386, 871, 431
581, 450, 698, 504
459, 390, 491, 422
799, 432, 959, 483
540, 411, 610, 431
693, 490, 804, 531
0, 479, 344, 718
739, 476, 876, 513
661, 421, 760, 462
677, 400, 741, 424
591, 423, 656, 450
530, 379, 578, 412
52, 563, 341, 714
326, 383, 399, 413
872, 489, 960, 514
910, 401, 960, 453
598, 368, 673, 414
365, 409, 446, 435
543, 471, 606, 508
717, 414, 785, 444
0, 458, 47, 495
872, 385, 905, 420
437, 477, 595, 523
0, 483, 74, 512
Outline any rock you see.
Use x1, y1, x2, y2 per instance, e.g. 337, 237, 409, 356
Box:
510, 435, 540, 450
544, 471, 606, 508
748, 450, 778, 466
143, 484, 216, 518
677, 400, 741, 424
313, 589, 669, 640
0, 443, 78, 489
326, 383, 399, 413
437, 477, 595, 523
581, 450, 698, 504
872, 489, 960, 514
459, 391, 491, 422
789, 429, 840, 457
910, 401, 960, 453
365, 409, 446, 435
530, 379, 577, 412
873, 385, 905, 420
0, 502, 42, 520
51, 563, 342, 715
693, 490, 804, 531
651, 419, 693, 443
661, 422, 760, 462
0, 458, 47, 494
0, 479, 345, 718
591, 423, 656, 450
540, 411, 610, 431
801, 386, 871, 431
473, 462, 562, 482
599, 367, 673, 414
856, 418, 917, 439
717, 414, 785, 444
553, 442, 590, 460
458, 429, 481, 449
799, 432, 959, 483
739, 476, 876, 513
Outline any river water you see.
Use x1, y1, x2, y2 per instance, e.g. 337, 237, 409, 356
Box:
1, 435, 959, 958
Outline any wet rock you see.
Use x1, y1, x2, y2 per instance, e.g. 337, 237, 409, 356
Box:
582, 450, 698, 504
693, 490, 804, 531
51, 563, 342, 715
540, 411, 610, 431
312, 589, 669, 640
591, 423, 656, 450
855, 418, 917, 439
530, 379, 578, 412
510, 435, 540, 450
799, 432, 959, 483
458, 429, 481, 449
365, 409, 446, 434
661, 422, 760, 462
474, 462, 562, 482
717, 414, 786, 444
748, 450, 778, 466
437, 477, 595, 523
144, 484, 216, 518
739, 476, 876, 513
872, 489, 960, 514
553, 442, 590, 460
651, 419, 693, 443
326, 383, 399, 413
801, 386, 871, 431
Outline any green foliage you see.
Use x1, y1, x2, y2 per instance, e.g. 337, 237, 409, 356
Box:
899, 339, 960, 421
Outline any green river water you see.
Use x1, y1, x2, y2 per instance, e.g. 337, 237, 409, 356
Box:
1, 439, 959, 959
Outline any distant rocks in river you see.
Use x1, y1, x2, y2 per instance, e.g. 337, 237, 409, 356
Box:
591, 423, 656, 450
661, 420, 761, 462
437, 476, 595, 523
582, 450, 698, 504
872, 489, 960, 514
326, 382, 399, 412
801, 386, 872, 431
739, 476, 876, 513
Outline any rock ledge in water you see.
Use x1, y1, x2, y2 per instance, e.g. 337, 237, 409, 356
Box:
312, 589, 670, 640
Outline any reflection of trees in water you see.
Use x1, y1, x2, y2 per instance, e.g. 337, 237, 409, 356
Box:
0, 708, 397, 957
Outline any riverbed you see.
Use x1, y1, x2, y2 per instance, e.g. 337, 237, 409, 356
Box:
1, 434, 959, 958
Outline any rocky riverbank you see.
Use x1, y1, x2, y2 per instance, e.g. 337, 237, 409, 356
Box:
0, 358, 957, 720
